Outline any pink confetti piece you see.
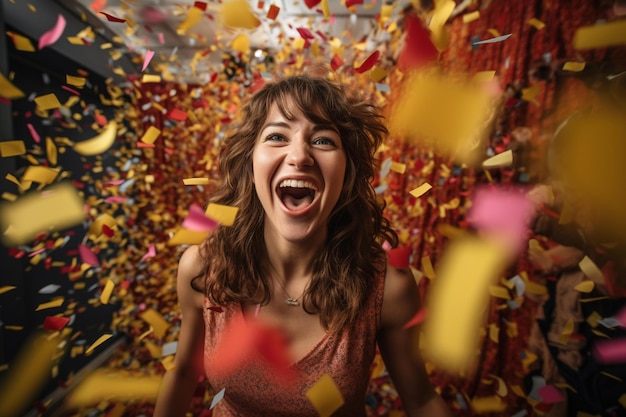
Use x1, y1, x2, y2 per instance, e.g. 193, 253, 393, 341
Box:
79, 244, 99, 266
182, 203, 219, 232
29, 248, 46, 257
141, 243, 156, 262
157, 32, 165, 44
142, 50, 155, 72
104, 179, 125, 187
27, 123, 41, 143
467, 186, 535, 254
537, 385, 564, 404
104, 196, 127, 204
38, 14, 67, 50
61, 85, 81, 96
593, 338, 626, 364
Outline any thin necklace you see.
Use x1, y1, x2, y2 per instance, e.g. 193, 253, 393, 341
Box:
267, 263, 305, 307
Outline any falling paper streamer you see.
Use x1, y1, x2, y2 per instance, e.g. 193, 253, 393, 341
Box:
73, 121, 118, 155
38, 14, 67, 50
472, 33, 513, 45
0, 332, 62, 417
0, 182, 85, 246
183, 203, 219, 232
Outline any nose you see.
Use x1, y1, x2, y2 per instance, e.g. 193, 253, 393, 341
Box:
287, 139, 314, 168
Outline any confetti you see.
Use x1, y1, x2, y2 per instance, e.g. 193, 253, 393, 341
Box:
482, 149, 513, 168
562, 61, 586, 72
409, 183, 432, 198
177, 6, 204, 35
99, 12, 126, 23
355, 50, 380, 73
36, 298, 64, 311
472, 33, 513, 45
462, 11, 480, 23
205, 203, 239, 226
38, 14, 67, 50
43, 316, 71, 331
139, 308, 170, 339
306, 374, 345, 417
7, 32, 35, 52
219, 0, 261, 29
210, 388, 226, 410
140, 126, 161, 144
142, 50, 155, 72
593, 338, 626, 364
0, 72, 25, 99
387, 246, 411, 268
183, 177, 210, 185
66, 371, 161, 408
0, 140, 26, 157
100, 279, 115, 304
0, 182, 85, 246
267, 4, 280, 20
574, 19, 626, 49
527, 18, 546, 30
73, 121, 118, 156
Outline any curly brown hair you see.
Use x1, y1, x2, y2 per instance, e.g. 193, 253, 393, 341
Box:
192, 74, 398, 331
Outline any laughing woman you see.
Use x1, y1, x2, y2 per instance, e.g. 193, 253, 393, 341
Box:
154, 74, 452, 417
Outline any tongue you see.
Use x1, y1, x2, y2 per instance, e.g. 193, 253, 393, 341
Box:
283, 194, 314, 210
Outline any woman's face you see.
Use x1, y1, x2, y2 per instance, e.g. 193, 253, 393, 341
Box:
252, 98, 347, 246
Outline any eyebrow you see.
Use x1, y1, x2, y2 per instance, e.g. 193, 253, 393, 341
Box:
261, 121, 339, 134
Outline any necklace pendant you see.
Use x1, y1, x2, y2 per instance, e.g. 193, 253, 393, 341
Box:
285, 297, 300, 307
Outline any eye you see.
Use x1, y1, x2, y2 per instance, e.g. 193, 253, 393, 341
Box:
312, 137, 337, 147
264, 133, 287, 143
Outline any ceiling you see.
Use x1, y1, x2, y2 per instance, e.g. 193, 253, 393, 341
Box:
57, 0, 397, 83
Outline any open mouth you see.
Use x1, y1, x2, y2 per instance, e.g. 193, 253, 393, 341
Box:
277, 179, 318, 211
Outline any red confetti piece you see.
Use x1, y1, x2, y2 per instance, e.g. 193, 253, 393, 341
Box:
61, 85, 81, 96
102, 224, 115, 237
267, 4, 279, 20
330, 54, 344, 71
94, 112, 108, 126
89, 0, 106, 14
99, 12, 126, 23
257, 1, 265, 8
137, 142, 155, 148
387, 246, 411, 268
167, 108, 188, 121
79, 244, 99, 266
304, 0, 321, 9
194, 1, 208, 11
207, 306, 224, 313
346, 0, 364, 7
296, 27, 315, 40
27, 123, 41, 143
43, 316, 71, 331
355, 50, 380, 73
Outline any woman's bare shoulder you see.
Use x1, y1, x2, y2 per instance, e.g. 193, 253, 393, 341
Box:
177, 245, 206, 308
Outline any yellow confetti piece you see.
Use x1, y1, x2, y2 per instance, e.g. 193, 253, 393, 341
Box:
34, 93, 62, 110
390, 161, 406, 174
66, 371, 161, 408
139, 308, 169, 339
176, 5, 204, 35
100, 279, 115, 304
472, 71, 496, 84
423, 237, 507, 372
22, 166, 59, 184
67, 36, 84, 45
0, 140, 26, 157
510, 384, 526, 397
66, 75, 86, 88
488, 323, 499, 343
482, 149, 513, 168
141, 74, 161, 83
231, 33, 250, 53
46, 137, 57, 166
525, 281, 547, 295
527, 17, 546, 30
591, 329, 610, 338
0, 332, 61, 417
488, 374, 508, 396
487, 28, 501, 38
73, 121, 117, 156
219, 0, 260, 29
86, 334, 113, 355
144, 340, 162, 359
0, 286, 16, 295
7, 32, 35, 52
4, 325, 23, 331
488, 285, 511, 300
140, 126, 161, 144
369, 66, 387, 83
161, 355, 176, 371
471, 395, 507, 413
305, 374, 344, 417
36, 298, 64, 311
183, 177, 210, 185
521, 83, 542, 102
579, 256, 604, 284
421, 255, 436, 280
1, 192, 16, 202
563, 61, 586, 72
618, 393, 626, 408
429, 0, 454, 51
463, 11, 480, 23
0, 182, 85, 246
205, 203, 239, 226
560, 318, 574, 344
574, 19, 626, 50
586, 311, 602, 328
389, 70, 492, 164
0, 72, 25, 99
574, 280, 595, 293
409, 182, 432, 198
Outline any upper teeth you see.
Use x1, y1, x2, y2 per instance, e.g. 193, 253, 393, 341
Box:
279, 179, 317, 191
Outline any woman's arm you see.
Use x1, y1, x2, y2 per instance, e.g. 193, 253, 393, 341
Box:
154, 245, 207, 417
377, 265, 454, 417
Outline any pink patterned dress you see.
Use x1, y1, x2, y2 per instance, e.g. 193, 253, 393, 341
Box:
202, 273, 385, 417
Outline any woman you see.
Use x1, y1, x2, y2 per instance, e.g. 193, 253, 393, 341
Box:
154, 74, 451, 416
